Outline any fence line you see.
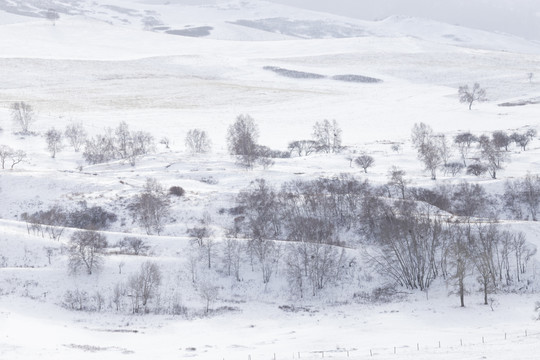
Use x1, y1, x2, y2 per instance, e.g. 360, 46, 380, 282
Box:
230, 329, 540, 360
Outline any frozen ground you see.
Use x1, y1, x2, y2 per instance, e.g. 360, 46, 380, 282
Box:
1, 1, 540, 359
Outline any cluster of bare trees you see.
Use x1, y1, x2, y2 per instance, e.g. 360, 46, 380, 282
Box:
366, 199, 534, 306
412, 123, 536, 180
68, 230, 108, 275
288, 119, 342, 156
226, 115, 344, 169
504, 174, 540, 221
128, 178, 171, 235
10, 102, 35, 134
226, 114, 288, 169
64, 261, 164, 314
227, 174, 537, 304
21, 202, 117, 239
185, 129, 212, 154
83, 121, 154, 165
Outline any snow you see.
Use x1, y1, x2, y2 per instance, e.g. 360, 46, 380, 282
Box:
1, 0, 540, 359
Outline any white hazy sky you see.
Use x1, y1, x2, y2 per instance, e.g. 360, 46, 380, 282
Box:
269, 0, 540, 40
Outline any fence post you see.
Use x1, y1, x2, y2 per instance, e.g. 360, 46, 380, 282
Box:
370, 349, 373, 357
460, 339, 463, 346
505, 333, 507, 340
394, 347, 396, 354
417, 343, 419, 351
438, 341, 441, 348
482, 337, 484, 344
525, 330, 528, 337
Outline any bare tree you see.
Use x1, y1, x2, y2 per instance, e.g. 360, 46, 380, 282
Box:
127, 130, 155, 166
417, 140, 443, 180
443, 162, 464, 176
0, 145, 13, 169
454, 132, 478, 166
221, 239, 243, 281
411, 122, 434, 150
492, 131, 511, 151
288, 140, 317, 157
511, 129, 536, 151
118, 237, 150, 255
83, 130, 117, 164
477, 135, 507, 179
450, 181, 493, 218
236, 179, 281, 241
411, 123, 443, 180
446, 221, 471, 307
466, 163, 488, 177
128, 261, 162, 314
45, 127, 63, 158
197, 277, 219, 314
312, 119, 342, 153
129, 178, 170, 235
185, 129, 212, 154
286, 241, 348, 297
387, 166, 409, 199
504, 174, 540, 221
354, 154, 374, 173
68, 230, 108, 275
188, 221, 216, 269
470, 224, 496, 305
227, 114, 260, 169
368, 202, 442, 291
64, 122, 87, 152
10, 102, 35, 134
458, 83, 487, 110
10, 150, 26, 169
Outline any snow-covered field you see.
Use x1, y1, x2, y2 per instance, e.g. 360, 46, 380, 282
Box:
1, 1, 540, 359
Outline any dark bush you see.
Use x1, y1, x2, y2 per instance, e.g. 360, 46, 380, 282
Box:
169, 186, 185, 197
117, 237, 150, 255
68, 203, 118, 230
467, 163, 488, 176
263, 66, 325, 79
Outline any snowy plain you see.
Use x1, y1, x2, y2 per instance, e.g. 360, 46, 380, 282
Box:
1, 0, 540, 359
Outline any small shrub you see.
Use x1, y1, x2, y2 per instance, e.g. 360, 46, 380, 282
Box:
199, 177, 218, 185
169, 186, 185, 197
467, 163, 488, 176
118, 237, 150, 255
353, 285, 405, 304
444, 162, 465, 176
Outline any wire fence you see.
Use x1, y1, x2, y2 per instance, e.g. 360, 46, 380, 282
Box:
227, 328, 540, 360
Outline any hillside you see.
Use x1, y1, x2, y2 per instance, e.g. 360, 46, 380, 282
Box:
1, 1, 540, 359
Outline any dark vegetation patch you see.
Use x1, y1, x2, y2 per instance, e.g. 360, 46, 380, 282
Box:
230, 18, 366, 39
498, 97, 540, 107
165, 26, 213, 37
264, 66, 383, 84
331, 74, 382, 83
263, 66, 325, 79
278, 305, 318, 313
169, 186, 185, 197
